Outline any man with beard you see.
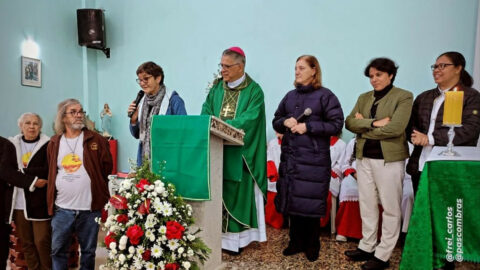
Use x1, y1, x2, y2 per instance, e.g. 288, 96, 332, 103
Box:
47, 99, 112, 269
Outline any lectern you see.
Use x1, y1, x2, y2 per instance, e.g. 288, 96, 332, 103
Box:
150, 115, 244, 270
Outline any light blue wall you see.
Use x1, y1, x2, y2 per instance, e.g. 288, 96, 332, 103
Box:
95, 0, 479, 171
1, 0, 478, 172
0, 1, 99, 138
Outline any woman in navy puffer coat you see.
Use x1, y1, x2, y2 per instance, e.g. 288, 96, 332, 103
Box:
273, 55, 344, 262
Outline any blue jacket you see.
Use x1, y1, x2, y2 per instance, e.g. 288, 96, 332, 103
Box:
272, 85, 344, 217
129, 90, 187, 166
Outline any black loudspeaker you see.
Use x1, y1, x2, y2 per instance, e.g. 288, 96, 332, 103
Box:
77, 9, 110, 57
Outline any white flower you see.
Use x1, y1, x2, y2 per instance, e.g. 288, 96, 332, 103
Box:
145, 230, 155, 242
187, 248, 194, 257
187, 234, 196, 241
109, 225, 118, 233
118, 254, 126, 264
163, 207, 173, 216
158, 225, 167, 234
109, 242, 117, 250
155, 185, 165, 193
162, 191, 168, 197
145, 262, 155, 269
133, 257, 143, 269
121, 180, 132, 189
119, 235, 128, 248
128, 246, 135, 254
182, 261, 191, 269
167, 239, 179, 250
145, 215, 156, 228
178, 247, 184, 254
152, 244, 163, 258
125, 193, 132, 199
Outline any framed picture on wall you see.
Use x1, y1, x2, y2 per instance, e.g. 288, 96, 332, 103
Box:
21, 56, 42, 87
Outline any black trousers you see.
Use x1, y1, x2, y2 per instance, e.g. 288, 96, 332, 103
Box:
288, 214, 321, 251
411, 171, 422, 195
0, 222, 11, 270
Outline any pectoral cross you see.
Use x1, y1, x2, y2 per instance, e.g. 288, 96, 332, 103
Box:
222, 104, 232, 118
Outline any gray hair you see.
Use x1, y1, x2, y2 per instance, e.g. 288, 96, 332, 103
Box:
222, 49, 246, 65
17, 112, 43, 130
54, 98, 85, 135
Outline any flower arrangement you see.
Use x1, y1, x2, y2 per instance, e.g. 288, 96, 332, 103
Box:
99, 160, 210, 270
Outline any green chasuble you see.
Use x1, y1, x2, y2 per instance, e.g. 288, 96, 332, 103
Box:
201, 73, 267, 233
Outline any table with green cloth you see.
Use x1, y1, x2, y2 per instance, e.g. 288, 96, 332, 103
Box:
400, 147, 480, 269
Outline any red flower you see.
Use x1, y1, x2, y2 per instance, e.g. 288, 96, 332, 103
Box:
142, 249, 151, 261
165, 263, 180, 270
135, 178, 150, 193
137, 199, 151, 215
104, 232, 116, 248
109, 195, 128, 210
166, 221, 185, 240
126, 225, 144, 245
116, 214, 128, 224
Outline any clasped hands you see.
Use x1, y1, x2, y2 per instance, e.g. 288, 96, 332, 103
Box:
411, 130, 429, 146
284, 117, 307, 134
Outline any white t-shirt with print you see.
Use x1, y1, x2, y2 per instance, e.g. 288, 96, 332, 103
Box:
55, 132, 92, 210
14, 140, 38, 210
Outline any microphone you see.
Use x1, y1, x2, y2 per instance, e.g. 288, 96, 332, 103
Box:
128, 90, 145, 118
296, 108, 312, 122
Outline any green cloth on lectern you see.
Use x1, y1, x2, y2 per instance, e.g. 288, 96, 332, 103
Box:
201, 73, 267, 233
400, 160, 480, 269
150, 115, 211, 200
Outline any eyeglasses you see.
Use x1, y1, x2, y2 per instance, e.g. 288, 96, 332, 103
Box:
136, 75, 153, 84
218, 63, 240, 70
431, 63, 454, 71
64, 110, 86, 117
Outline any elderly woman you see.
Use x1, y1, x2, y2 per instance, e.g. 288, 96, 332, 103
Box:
8, 113, 50, 270
407, 51, 480, 194
344, 58, 413, 270
127, 61, 187, 166
273, 55, 344, 262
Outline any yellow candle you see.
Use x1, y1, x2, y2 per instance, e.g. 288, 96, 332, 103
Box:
443, 88, 464, 125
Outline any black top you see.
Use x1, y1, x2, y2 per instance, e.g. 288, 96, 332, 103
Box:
363, 84, 393, 159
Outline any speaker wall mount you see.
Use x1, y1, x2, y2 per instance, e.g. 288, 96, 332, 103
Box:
76, 9, 110, 58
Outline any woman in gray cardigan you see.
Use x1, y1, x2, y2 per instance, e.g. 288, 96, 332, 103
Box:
344, 58, 413, 270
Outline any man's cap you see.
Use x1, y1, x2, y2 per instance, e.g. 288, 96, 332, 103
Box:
228, 46, 245, 57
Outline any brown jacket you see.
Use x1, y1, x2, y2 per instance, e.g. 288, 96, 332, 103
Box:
47, 129, 113, 215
